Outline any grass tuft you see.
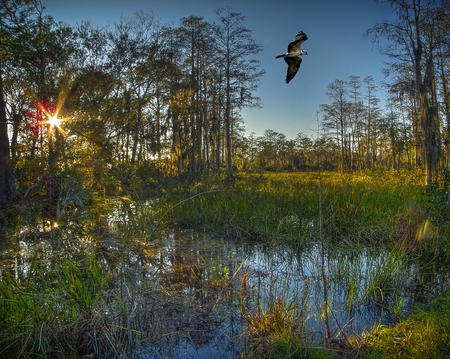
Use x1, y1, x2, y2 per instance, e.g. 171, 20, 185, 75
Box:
359, 289, 450, 358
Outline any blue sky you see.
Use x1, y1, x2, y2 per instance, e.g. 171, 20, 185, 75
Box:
41, 0, 394, 139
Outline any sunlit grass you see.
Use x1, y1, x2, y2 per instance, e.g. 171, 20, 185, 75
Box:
359, 289, 450, 358
3, 169, 449, 358
161, 170, 427, 248
238, 266, 336, 359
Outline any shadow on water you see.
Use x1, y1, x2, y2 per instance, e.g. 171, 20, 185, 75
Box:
1, 221, 450, 358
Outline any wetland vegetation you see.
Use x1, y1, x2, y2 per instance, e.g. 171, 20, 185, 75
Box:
2, 1, 450, 358
2, 171, 450, 358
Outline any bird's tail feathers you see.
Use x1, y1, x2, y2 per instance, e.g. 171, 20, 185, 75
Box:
275, 54, 285, 59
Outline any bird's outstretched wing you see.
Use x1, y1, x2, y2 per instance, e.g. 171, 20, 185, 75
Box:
284, 57, 302, 84
287, 31, 308, 53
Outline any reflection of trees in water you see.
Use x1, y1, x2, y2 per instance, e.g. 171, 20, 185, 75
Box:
4, 226, 450, 358
148, 232, 243, 355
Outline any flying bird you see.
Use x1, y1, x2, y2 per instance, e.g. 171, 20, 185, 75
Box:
276, 31, 308, 84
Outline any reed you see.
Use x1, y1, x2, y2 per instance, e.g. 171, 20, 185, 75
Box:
0, 255, 133, 358
2, 169, 447, 358
238, 264, 337, 358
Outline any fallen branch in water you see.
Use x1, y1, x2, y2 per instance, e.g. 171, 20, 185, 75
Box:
131, 188, 221, 268
154, 189, 222, 240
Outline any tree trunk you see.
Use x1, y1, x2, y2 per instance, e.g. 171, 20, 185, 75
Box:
0, 64, 16, 247
422, 103, 440, 185
225, 75, 233, 179
126, 100, 142, 185
420, 50, 440, 185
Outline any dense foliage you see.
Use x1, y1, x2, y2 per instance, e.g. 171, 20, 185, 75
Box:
0, 1, 267, 243
0, 0, 450, 228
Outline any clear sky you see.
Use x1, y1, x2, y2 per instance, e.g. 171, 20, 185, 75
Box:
41, 0, 394, 139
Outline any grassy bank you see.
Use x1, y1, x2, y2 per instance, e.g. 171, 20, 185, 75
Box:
238, 281, 450, 359
160, 171, 435, 250
358, 288, 450, 358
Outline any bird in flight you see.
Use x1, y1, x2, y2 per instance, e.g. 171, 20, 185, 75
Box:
276, 31, 308, 84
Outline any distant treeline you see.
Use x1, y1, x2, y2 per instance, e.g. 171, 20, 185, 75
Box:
1, 0, 450, 216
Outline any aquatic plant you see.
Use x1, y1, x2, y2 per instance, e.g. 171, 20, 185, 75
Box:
1, 169, 448, 358
0, 256, 120, 358
359, 288, 450, 358
239, 266, 315, 358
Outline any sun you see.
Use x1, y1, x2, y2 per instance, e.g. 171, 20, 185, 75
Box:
43, 111, 66, 135
38, 100, 65, 134
47, 115, 62, 128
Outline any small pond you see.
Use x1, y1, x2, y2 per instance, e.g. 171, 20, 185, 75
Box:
1, 225, 450, 358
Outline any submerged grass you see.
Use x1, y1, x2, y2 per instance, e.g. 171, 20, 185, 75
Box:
239, 266, 336, 359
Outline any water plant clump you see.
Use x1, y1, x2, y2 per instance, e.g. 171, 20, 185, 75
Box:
358, 288, 450, 358
238, 264, 337, 359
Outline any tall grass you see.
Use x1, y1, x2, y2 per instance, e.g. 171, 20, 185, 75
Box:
2, 169, 447, 358
238, 265, 336, 359
0, 253, 151, 358
160, 171, 428, 249
0, 228, 245, 358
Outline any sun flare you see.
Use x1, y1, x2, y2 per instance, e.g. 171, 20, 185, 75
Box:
41, 107, 66, 135
47, 115, 62, 128
44, 113, 66, 135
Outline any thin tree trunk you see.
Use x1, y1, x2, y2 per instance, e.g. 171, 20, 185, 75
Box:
225, 74, 233, 179
0, 63, 16, 248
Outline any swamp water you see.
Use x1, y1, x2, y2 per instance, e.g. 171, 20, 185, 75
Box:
1, 227, 450, 358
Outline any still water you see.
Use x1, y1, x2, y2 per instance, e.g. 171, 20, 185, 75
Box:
1, 227, 449, 358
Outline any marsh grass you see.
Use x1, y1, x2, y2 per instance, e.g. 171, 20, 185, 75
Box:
359, 288, 450, 358
236, 238, 437, 358
0, 253, 156, 358
160, 171, 427, 249
238, 265, 336, 359
155, 170, 449, 357
238, 253, 399, 358
2, 169, 449, 358
326, 246, 412, 309
0, 224, 247, 358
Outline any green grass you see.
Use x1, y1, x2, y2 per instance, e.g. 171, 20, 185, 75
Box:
159, 171, 428, 248
359, 289, 450, 358
239, 266, 336, 359
3, 169, 450, 358
0, 256, 123, 358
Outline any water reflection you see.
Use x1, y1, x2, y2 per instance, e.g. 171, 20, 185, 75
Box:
1, 229, 450, 358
